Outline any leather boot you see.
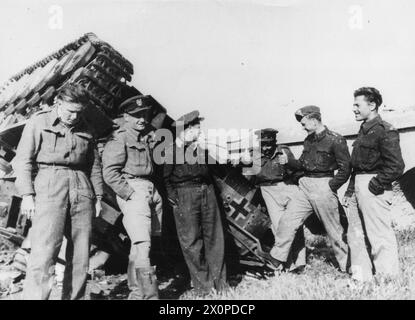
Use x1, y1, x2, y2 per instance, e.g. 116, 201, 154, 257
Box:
127, 261, 143, 300
137, 266, 159, 300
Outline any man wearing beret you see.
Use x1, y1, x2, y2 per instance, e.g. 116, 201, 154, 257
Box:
272, 106, 350, 273
249, 128, 306, 271
13, 84, 104, 300
163, 111, 227, 296
102, 95, 162, 300
343, 87, 404, 278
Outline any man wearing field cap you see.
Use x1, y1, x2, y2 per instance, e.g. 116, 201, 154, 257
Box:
14, 83, 104, 300
272, 105, 351, 273
249, 128, 306, 272
343, 87, 405, 278
102, 95, 162, 300
163, 110, 227, 296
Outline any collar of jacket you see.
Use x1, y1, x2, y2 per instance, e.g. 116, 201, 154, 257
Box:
360, 114, 382, 134
48, 107, 88, 132
308, 126, 328, 142
124, 122, 145, 141
261, 146, 280, 160
49, 108, 60, 126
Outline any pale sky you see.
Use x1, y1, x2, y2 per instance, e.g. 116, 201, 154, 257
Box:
1, 0, 415, 137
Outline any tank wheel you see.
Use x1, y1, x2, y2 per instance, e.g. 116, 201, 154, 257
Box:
14, 99, 27, 114
61, 41, 96, 76
40, 86, 56, 104
31, 59, 59, 93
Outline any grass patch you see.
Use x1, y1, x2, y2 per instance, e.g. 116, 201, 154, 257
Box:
180, 229, 415, 300
1, 228, 415, 300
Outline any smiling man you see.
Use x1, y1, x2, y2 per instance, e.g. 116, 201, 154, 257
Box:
271, 106, 351, 273
13, 84, 104, 300
102, 95, 162, 300
344, 87, 405, 278
247, 128, 306, 272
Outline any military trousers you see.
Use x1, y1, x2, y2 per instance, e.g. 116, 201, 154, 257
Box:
260, 183, 306, 270
171, 183, 227, 294
23, 168, 95, 300
273, 177, 349, 271
349, 174, 399, 277
344, 193, 374, 281
116, 178, 162, 268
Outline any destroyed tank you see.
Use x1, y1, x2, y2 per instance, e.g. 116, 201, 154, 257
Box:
3, 33, 414, 279
0, 32, 288, 274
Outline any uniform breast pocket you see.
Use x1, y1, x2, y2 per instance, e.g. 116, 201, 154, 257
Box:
74, 132, 93, 159
126, 143, 147, 168
358, 140, 380, 166
41, 129, 63, 153
316, 147, 334, 168
190, 163, 204, 176
300, 146, 313, 170
173, 165, 186, 177
302, 146, 311, 156
270, 160, 284, 176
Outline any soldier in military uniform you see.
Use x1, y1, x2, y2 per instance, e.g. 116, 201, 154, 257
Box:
248, 128, 306, 271
163, 111, 227, 296
343, 87, 405, 278
102, 95, 162, 300
13, 84, 104, 300
272, 106, 351, 272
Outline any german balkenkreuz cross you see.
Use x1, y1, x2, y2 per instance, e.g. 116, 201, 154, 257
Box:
229, 198, 250, 221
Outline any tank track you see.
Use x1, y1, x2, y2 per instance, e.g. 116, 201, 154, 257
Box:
0, 32, 135, 124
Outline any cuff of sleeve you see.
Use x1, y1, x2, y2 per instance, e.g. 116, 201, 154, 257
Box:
368, 178, 385, 195
93, 186, 104, 198
16, 177, 35, 197
18, 188, 35, 197
344, 190, 354, 198
167, 189, 179, 205
328, 179, 338, 192
21, 193, 35, 197
167, 188, 177, 197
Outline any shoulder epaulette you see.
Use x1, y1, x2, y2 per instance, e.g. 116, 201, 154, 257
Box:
380, 120, 397, 131
32, 109, 51, 118
108, 128, 127, 140
35, 109, 51, 115
327, 129, 342, 137
114, 127, 127, 134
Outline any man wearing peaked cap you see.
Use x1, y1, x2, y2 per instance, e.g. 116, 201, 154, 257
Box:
102, 95, 162, 300
118, 95, 153, 119
247, 128, 306, 271
163, 110, 227, 295
271, 105, 352, 276
255, 128, 278, 141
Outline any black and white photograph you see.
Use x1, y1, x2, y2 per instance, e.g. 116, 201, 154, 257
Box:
0, 0, 415, 304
